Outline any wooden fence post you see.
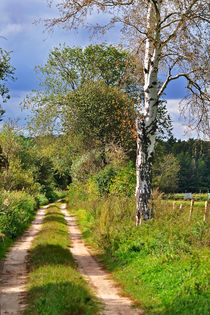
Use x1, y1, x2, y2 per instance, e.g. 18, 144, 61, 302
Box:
179, 204, 183, 211
173, 201, 176, 211
204, 201, 208, 222
188, 200, 194, 222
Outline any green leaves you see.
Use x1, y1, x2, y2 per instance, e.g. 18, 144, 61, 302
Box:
63, 80, 135, 150
24, 44, 139, 138
0, 48, 15, 121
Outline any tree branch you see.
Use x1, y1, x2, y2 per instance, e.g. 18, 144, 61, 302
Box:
158, 70, 195, 97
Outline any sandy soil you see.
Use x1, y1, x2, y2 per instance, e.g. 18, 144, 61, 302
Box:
60, 204, 144, 315
0, 205, 49, 315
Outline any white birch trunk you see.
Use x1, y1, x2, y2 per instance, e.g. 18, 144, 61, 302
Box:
136, 1, 161, 225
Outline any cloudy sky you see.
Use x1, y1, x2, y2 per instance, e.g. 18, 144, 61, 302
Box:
0, 0, 197, 139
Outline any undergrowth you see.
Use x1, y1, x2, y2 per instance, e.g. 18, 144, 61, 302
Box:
26, 204, 100, 315
68, 182, 210, 314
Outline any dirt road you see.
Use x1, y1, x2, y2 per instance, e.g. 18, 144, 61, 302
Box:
0, 202, 144, 314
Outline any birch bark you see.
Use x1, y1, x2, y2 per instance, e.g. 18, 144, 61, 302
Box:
136, 0, 161, 224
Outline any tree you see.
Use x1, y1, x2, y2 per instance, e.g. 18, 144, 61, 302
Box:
153, 153, 180, 193
43, 0, 209, 223
0, 48, 15, 121
0, 123, 37, 191
63, 80, 136, 158
24, 44, 139, 133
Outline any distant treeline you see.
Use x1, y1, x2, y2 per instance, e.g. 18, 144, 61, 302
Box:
153, 137, 210, 193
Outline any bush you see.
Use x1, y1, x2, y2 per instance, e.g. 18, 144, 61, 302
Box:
94, 165, 118, 195
34, 193, 49, 208
0, 191, 37, 239
110, 161, 136, 197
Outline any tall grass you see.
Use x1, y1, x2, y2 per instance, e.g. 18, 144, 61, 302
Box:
68, 183, 210, 314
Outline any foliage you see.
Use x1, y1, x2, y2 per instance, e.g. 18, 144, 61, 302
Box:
0, 191, 37, 239
34, 194, 49, 208
35, 43, 139, 95
23, 44, 138, 135
110, 161, 136, 197
153, 153, 180, 193
0, 48, 15, 119
93, 165, 118, 196
68, 183, 209, 314
154, 138, 210, 193
26, 204, 100, 314
0, 123, 41, 192
63, 80, 136, 153
71, 149, 104, 183
0, 124, 71, 194
45, 0, 209, 222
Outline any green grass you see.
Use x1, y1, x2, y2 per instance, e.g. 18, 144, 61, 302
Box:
165, 193, 209, 201
0, 238, 13, 260
68, 189, 210, 314
26, 204, 100, 315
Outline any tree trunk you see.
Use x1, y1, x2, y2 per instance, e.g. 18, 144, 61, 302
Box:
135, 1, 160, 225
135, 116, 155, 225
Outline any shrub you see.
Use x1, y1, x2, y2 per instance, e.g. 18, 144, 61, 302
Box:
34, 193, 49, 208
94, 165, 118, 195
110, 161, 136, 197
0, 191, 36, 239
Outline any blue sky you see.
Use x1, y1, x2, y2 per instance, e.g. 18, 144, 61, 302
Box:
0, 0, 195, 139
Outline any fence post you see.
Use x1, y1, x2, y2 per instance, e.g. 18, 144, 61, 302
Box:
173, 201, 176, 211
204, 201, 208, 222
179, 203, 183, 211
188, 200, 194, 222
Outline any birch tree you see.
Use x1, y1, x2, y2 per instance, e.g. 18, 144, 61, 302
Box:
44, 0, 209, 223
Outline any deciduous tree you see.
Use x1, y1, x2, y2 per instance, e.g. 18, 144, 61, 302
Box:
43, 0, 209, 223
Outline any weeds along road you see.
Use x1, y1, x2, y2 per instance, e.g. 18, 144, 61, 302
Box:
0, 202, 144, 314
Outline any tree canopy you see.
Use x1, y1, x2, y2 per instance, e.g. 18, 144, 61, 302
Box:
24, 44, 138, 151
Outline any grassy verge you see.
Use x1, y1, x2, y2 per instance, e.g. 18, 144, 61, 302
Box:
68, 187, 210, 314
26, 203, 100, 315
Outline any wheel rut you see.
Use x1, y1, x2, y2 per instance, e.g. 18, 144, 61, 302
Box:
60, 203, 144, 315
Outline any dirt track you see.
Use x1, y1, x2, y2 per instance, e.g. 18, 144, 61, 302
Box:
0, 202, 144, 314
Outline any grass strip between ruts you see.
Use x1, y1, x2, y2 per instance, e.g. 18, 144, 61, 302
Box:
26, 204, 100, 315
